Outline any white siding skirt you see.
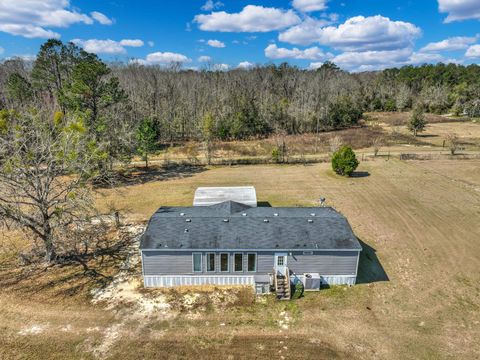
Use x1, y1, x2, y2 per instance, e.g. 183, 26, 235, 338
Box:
144, 275, 256, 288
320, 275, 356, 286
143, 274, 356, 288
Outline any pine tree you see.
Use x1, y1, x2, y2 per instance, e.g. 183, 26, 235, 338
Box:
136, 118, 158, 168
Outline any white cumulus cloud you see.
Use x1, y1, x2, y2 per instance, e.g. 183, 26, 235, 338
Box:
207, 39, 226, 48
201, 0, 224, 11
292, 0, 329, 13
438, 0, 480, 23
198, 55, 212, 62
119, 39, 144, 47
308, 62, 324, 70
72, 39, 144, 54
465, 44, 480, 58
90, 11, 113, 25
265, 44, 332, 60
0, 0, 111, 38
420, 36, 478, 52
213, 63, 229, 71
237, 61, 254, 69
278, 17, 338, 46
133, 52, 192, 66
194, 5, 301, 32
279, 15, 421, 52
332, 48, 457, 72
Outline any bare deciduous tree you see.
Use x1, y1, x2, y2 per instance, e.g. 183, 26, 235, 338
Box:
329, 135, 343, 154
372, 136, 384, 156
444, 132, 459, 155
0, 111, 96, 263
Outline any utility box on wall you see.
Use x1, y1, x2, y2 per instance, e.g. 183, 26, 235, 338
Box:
303, 273, 321, 291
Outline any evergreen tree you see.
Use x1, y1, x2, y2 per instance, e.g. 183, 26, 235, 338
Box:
136, 118, 158, 168
408, 107, 427, 136
331, 146, 359, 176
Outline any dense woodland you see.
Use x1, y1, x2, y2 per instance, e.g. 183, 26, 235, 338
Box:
1, 39, 480, 161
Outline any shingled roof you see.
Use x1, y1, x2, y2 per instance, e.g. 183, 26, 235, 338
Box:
140, 201, 361, 251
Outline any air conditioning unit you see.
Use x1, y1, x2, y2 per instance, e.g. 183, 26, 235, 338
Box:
303, 273, 321, 291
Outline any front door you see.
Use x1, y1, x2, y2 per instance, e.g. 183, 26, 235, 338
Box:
274, 253, 288, 276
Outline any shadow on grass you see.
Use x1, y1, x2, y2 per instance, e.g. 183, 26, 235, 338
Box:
356, 239, 389, 284
417, 134, 438, 138
95, 164, 207, 189
350, 171, 370, 178
0, 233, 137, 299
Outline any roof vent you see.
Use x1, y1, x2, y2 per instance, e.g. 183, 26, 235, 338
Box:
273, 213, 279, 217
185, 218, 191, 222
264, 219, 269, 223
308, 219, 313, 223
310, 213, 316, 216
242, 213, 247, 216
184, 229, 189, 233
180, 212, 185, 216
223, 219, 229, 222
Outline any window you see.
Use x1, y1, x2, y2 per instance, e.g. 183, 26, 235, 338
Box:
192, 253, 202, 272
220, 253, 229, 272
247, 253, 257, 272
234, 253, 243, 272
277, 256, 284, 266
206, 253, 215, 272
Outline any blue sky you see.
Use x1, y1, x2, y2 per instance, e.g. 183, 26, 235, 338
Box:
0, 0, 479, 71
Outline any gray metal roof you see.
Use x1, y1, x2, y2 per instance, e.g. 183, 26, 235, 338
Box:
193, 186, 257, 207
140, 201, 361, 251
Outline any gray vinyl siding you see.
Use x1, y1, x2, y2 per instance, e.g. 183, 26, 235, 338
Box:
143, 251, 192, 275
142, 250, 359, 277
287, 251, 358, 276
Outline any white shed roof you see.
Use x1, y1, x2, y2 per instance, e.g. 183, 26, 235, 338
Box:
193, 186, 257, 207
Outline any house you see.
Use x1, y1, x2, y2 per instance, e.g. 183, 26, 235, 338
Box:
140, 188, 362, 297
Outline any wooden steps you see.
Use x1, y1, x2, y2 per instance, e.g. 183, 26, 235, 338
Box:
275, 275, 291, 300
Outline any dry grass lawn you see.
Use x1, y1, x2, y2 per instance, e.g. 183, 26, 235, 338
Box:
1, 156, 480, 358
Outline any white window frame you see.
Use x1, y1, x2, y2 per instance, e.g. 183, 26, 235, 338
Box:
233, 252, 244, 272
277, 256, 284, 266
206, 252, 216, 272
247, 252, 257, 272
219, 252, 229, 272
192, 252, 202, 273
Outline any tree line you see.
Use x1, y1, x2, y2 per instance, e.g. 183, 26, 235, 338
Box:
1, 41, 480, 146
